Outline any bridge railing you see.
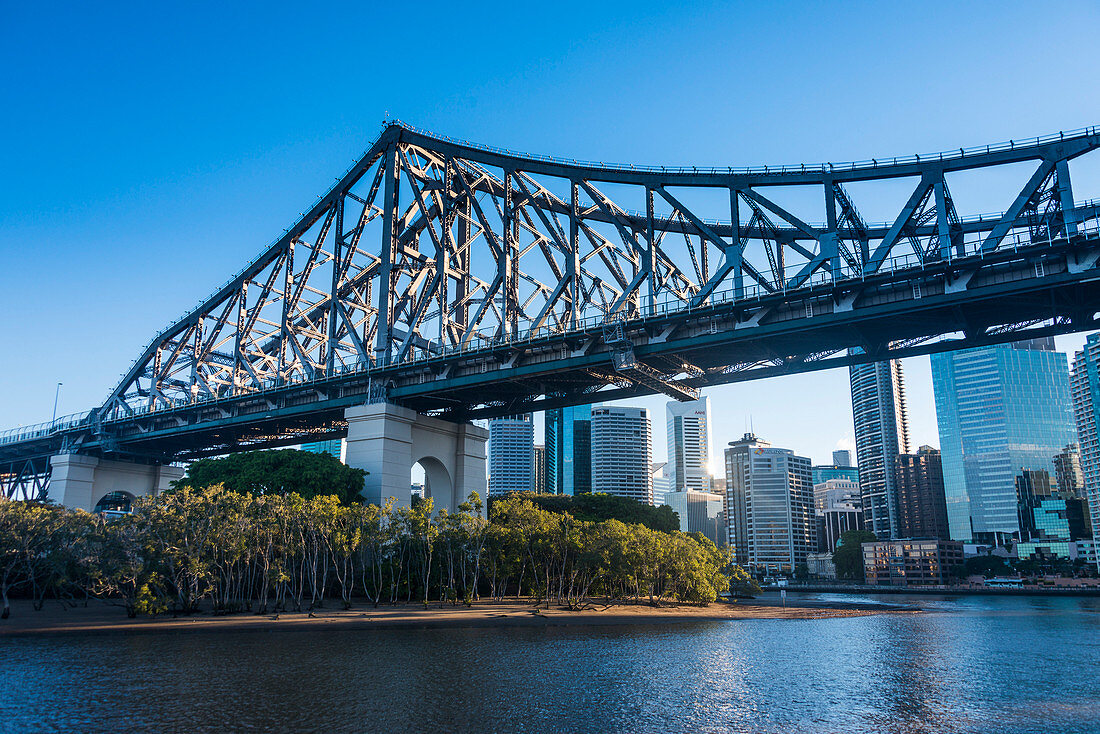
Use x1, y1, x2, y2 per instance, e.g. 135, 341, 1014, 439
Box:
0, 411, 94, 446
391, 119, 1099, 177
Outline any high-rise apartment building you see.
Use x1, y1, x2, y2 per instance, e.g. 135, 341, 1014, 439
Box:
545, 404, 592, 495
725, 433, 815, 574
1072, 334, 1100, 543
894, 446, 950, 540
591, 406, 652, 504
488, 414, 534, 496
533, 445, 547, 494
666, 397, 711, 492
932, 338, 1076, 545
849, 354, 910, 539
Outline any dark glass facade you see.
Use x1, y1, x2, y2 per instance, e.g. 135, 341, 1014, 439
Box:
894, 446, 950, 540
545, 404, 591, 496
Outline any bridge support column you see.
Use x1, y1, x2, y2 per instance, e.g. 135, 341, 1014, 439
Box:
48, 454, 183, 512
344, 404, 488, 514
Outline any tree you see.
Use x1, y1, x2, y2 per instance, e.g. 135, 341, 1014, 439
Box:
963, 555, 1010, 578
177, 449, 366, 504
832, 530, 877, 582
497, 492, 680, 533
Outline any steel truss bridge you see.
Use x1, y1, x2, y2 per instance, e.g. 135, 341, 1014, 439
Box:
5, 122, 1100, 500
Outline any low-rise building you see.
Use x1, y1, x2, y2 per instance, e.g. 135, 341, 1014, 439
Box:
806, 552, 837, 579
1015, 540, 1074, 561
1075, 539, 1099, 568
862, 539, 964, 586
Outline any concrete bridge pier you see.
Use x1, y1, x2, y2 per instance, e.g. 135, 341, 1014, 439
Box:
344, 403, 488, 514
49, 454, 184, 513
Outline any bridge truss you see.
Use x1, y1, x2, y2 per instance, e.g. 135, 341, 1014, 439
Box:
3, 122, 1100, 499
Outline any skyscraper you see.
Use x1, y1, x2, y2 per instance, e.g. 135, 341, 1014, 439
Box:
894, 446, 950, 540
591, 406, 652, 504
666, 397, 711, 492
832, 449, 852, 467
488, 414, 534, 496
932, 338, 1076, 545
849, 355, 910, 539
725, 433, 815, 574
545, 404, 592, 495
1072, 334, 1100, 540
533, 444, 547, 494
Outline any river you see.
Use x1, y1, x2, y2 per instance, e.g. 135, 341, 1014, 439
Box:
2, 592, 1098, 733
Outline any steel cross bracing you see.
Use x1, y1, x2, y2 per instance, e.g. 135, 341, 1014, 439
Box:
3, 122, 1100, 500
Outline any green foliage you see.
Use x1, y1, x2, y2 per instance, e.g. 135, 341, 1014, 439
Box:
177, 449, 367, 504
963, 555, 1011, 578
0, 500, 93, 618
495, 492, 680, 533
0, 484, 745, 619
487, 496, 734, 605
832, 530, 877, 582
726, 565, 762, 598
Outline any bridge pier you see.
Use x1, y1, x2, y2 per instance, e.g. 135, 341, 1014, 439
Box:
49, 454, 183, 513
344, 404, 488, 514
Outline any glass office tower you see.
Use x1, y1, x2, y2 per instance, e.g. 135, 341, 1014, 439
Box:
300, 438, 344, 460
545, 404, 592, 496
931, 338, 1075, 545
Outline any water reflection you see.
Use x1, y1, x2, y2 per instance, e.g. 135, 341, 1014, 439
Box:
2, 596, 1100, 733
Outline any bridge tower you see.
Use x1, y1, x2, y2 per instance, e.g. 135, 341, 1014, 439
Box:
344, 404, 488, 512
48, 455, 183, 513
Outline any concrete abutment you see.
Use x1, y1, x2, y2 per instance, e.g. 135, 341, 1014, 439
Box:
344, 403, 488, 513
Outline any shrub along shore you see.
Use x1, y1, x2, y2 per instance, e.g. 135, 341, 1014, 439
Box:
1, 487, 757, 620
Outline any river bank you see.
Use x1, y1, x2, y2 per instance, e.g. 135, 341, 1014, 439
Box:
0, 597, 916, 637
775, 582, 1100, 596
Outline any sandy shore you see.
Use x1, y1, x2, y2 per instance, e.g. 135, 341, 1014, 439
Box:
0, 597, 915, 637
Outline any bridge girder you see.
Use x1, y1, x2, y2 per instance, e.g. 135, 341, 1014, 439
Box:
3, 122, 1100, 474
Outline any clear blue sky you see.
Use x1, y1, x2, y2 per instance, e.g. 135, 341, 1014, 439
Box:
3, 1, 1099, 466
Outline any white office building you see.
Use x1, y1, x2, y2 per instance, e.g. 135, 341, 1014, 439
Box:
814, 478, 861, 515
591, 406, 652, 504
725, 433, 815, 574
666, 397, 711, 492
488, 414, 534, 496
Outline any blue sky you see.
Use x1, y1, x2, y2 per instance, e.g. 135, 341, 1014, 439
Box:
2, 1, 1099, 465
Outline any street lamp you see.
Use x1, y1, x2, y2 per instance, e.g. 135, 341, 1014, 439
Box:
51, 382, 63, 422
